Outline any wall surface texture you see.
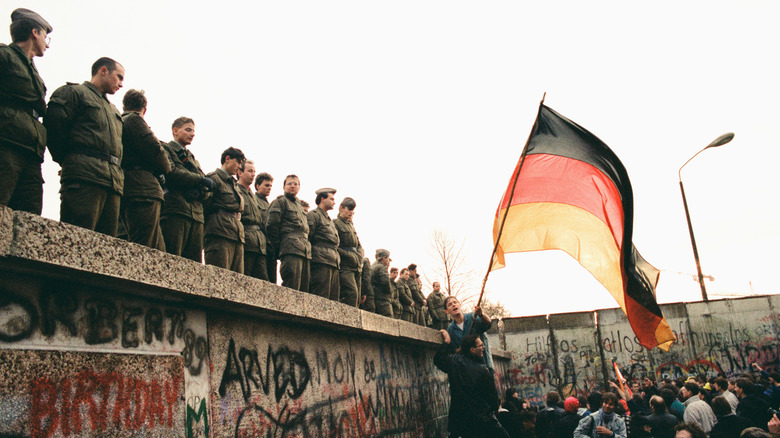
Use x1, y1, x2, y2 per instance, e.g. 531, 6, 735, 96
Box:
0, 207, 515, 437
487, 294, 780, 406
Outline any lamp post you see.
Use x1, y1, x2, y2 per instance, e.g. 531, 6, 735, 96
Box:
678, 132, 734, 302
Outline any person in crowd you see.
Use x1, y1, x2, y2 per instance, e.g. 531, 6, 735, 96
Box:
307, 188, 340, 300
333, 197, 363, 307
646, 394, 680, 438
660, 387, 684, 422
434, 331, 509, 438
674, 423, 707, 438
359, 257, 375, 312
389, 267, 401, 318
203, 147, 245, 273
735, 378, 771, 431
253, 172, 275, 282
710, 395, 752, 438
427, 281, 449, 330
444, 296, 494, 373
406, 263, 425, 325
574, 392, 627, 438
0, 8, 52, 215
681, 382, 717, 436
119, 89, 170, 250
714, 377, 739, 414
237, 161, 268, 279
553, 397, 582, 438
370, 249, 393, 317
160, 117, 212, 262
397, 268, 414, 322
266, 175, 310, 291
536, 391, 565, 438
46, 57, 125, 236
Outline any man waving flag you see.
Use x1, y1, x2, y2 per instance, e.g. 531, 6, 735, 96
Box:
491, 102, 676, 351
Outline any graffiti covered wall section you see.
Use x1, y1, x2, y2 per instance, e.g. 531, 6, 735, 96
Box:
500, 295, 780, 407
208, 314, 449, 438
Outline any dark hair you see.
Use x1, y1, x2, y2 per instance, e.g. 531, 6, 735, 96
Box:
340, 197, 356, 210
602, 392, 618, 406
546, 391, 560, 407
714, 377, 729, 392
390, 267, 398, 273
711, 396, 731, 417
649, 395, 666, 415
283, 174, 299, 185
460, 334, 480, 354
10, 19, 42, 43
684, 382, 700, 396
172, 117, 194, 130
408, 263, 417, 271
587, 392, 603, 411
122, 89, 147, 112
735, 378, 754, 395
220, 147, 245, 164
400, 268, 409, 275
315, 191, 334, 206
444, 296, 458, 308
659, 388, 677, 408
91, 57, 119, 76
254, 172, 273, 187
674, 423, 707, 438
740, 427, 771, 438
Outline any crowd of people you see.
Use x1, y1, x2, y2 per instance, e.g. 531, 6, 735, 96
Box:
0, 8, 460, 327
454, 366, 780, 438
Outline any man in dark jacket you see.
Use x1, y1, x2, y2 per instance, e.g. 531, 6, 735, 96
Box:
160, 117, 213, 262
536, 391, 565, 438
359, 257, 375, 312
434, 331, 509, 438
203, 147, 245, 273
120, 89, 170, 250
266, 175, 310, 292
553, 397, 582, 438
307, 188, 340, 300
333, 197, 363, 307
254, 172, 274, 283
646, 395, 679, 438
710, 395, 752, 438
370, 249, 393, 317
0, 8, 51, 214
735, 378, 771, 431
46, 57, 125, 236
237, 161, 267, 280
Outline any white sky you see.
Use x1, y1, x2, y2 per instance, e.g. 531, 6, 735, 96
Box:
12, 0, 780, 317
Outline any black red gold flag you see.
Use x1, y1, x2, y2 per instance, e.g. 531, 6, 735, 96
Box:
491, 103, 676, 351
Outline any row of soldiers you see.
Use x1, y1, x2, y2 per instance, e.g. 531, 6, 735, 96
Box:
0, 8, 452, 329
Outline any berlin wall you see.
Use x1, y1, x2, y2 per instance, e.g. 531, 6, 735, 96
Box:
487, 293, 780, 406
0, 206, 515, 437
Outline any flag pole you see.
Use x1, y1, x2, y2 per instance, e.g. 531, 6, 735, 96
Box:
470, 93, 546, 331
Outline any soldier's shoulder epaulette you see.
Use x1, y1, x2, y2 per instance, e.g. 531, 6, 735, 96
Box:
66, 82, 79, 86
276, 194, 286, 200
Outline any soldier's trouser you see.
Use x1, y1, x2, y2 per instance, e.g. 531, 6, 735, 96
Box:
0, 146, 43, 214
161, 215, 203, 263
280, 255, 309, 292
205, 236, 243, 274
375, 301, 393, 318
402, 309, 415, 323
266, 255, 277, 284
244, 251, 269, 281
360, 294, 376, 312
310, 263, 339, 301
60, 183, 120, 237
338, 269, 360, 307
124, 198, 165, 251
415, 307, 425, 326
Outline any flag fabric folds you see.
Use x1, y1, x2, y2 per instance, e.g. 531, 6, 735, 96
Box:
491, 103, 676, 351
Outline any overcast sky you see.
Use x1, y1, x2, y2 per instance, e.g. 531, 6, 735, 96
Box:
13, 0, 780, 317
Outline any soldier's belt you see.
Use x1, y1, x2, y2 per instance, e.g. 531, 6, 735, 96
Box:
214, 208, 240, 218
73, 148, 121, 165
313, 243, 338, 250
244, 224, 261, 231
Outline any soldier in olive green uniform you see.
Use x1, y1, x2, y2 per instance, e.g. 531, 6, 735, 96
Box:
397, 268, 415, 322
120, 89, 171, 250
266, 175, 310, 292
46, 57, 125, 236
254, 172, 274, 283
203, 147, 245, 273
389, 267, 401, 319
406, 264, 426, 326
307, 188, 340, 301
334, 197, 364, 307
427, 281, 449, 330
0, 9, 51, 214
160, 117, 213, 262
370, 249, 393, 317
359, 257, 375, 312
236, 161, 267, 280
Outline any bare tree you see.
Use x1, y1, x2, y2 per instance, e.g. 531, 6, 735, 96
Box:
425, 230, 479, 308
479, 297, 510, 320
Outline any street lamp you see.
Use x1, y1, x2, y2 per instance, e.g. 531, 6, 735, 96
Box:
678, 132, 734, 302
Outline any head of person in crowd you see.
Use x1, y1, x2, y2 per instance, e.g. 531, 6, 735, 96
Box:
601, 392, 618, 414
376, 249, 391, 266
300, 200, 309, 213
172, 117, 195, 147
10, 8, 52, 58
727, 378, 737, 393
389, 267, 398, 280
734, 378, 753, 399
630, 379, 642, 394
220, 147, 245, 176
254, 172, 273, 197
122, 89, 147, 116
681, 382, 699, 401
649, 395, 667, 415
432, 281, 441, 293
710, 395, 732, 418
564, 397, 579, 414
577, 395, 588, 412
459, 334, 484, 360
90, 57, 124, 95
769, 372, 780, 387
588, 392, 603, 412
630, 415, 651, 438
444, 296, 464, 321
659, 387, 677, 408
408, 263, 417, 277
714, 377, 729, 394
674, 423, 707, 438
282, 175, 300, 198
741, 428, 771, 438
545, 391, 560, 408
237, 160, 255, 187
315, 188, 336, 211
696, 374, 707, 386
398, 268, 410, 281
338, 197, 356, 221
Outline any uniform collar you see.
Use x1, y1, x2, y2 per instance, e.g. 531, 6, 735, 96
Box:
215, 167, 233, 181
83, 81, 108, 100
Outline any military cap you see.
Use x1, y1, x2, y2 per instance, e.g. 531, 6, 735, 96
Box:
315, 187, 337, 196
11, 8, 53, 34
376, 248, 390, 259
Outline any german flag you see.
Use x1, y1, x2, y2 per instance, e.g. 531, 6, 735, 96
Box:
492, 103, 676, 351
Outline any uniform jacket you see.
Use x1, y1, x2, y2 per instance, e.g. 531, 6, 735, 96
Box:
254, 193, 270, 255
120, 111, 170, 201
396, 279, 413, 312
204, 168, 244, 243
161, 140, 209, 223
370, 261, 392, 304
427, 290, 448, 323
238, 185, 265, 254
307, 207, 340, 268
390, 280, 401, 317
0, 43, 47, 159
360, 258, 375, 311
405, 277, 424, 306
266, 193, 311, 259
334, 215, 363, 272
46, 81, 124, 194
